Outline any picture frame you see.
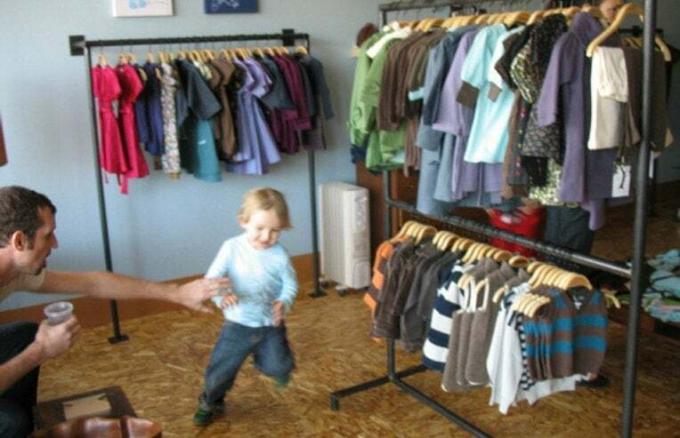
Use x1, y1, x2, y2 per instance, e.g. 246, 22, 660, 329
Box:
113, 0, 174, 17
204, 0, 258, 14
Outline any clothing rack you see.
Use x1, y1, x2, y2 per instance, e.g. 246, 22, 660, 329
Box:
69, 30, 326, 344
331, 1, 658, 436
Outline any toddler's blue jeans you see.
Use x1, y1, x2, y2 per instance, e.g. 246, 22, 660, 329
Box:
199, 320, 294, 412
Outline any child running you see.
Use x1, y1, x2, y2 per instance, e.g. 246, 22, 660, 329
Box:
194, 187, 298, 426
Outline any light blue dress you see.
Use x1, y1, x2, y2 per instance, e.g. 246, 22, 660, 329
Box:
461, 25, 514, 164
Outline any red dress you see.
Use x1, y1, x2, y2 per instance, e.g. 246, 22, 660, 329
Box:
92, 66, 128, 178
115, 64, 149, 192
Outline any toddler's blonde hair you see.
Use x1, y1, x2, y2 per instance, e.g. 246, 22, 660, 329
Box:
238, 187, 292, 229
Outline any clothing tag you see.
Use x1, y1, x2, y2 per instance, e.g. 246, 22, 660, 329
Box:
487, 83, 501, 102
649, 151, 659, 178
612, 164, 631, 198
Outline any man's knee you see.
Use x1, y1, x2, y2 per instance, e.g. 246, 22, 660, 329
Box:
0, 321, 39, 364
0, 399, 33, 438
1, 321, 38, 346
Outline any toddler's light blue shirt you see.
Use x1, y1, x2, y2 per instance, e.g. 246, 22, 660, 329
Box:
206, 233, 298, 327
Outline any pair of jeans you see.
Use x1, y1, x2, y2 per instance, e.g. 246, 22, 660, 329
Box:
199, 320, 294, 412
0, 322, 40, 438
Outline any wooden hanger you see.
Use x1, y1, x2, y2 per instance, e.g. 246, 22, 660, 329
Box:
391, 220, 416, 242
415, 225, 437, 244
203, 49, 215, 61
602, 289, 622, 309
528, 264, 553, 287
558, 272, 593, 291
503, 11, 530, 26
97, 53, 109, 67
543, 267, 563, 287
118, 52, 129, 65
432, 230, 444, 248
527, 295, 551, 318
560, 6, 582, 19
461, 242, 482, 264
295, 45, 309, 55
442, 232, 459, 251
527, 8, 545, 25
511, 291, 534, 313
423, 18, 444, 31
586, 3, 671, 61
508, 255, 529, 269
493, 250, 512, 263
433, 230, 454, 250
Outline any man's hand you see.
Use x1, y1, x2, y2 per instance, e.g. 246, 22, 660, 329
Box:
174, 277, 231, 313
272, 301, 285, 326
33, 317, 80, 362
218, 293, 239, 309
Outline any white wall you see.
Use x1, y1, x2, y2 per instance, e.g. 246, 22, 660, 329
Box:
0, 0, 378, 310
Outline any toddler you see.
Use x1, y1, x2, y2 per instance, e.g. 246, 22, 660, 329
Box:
194, 187, 298, 426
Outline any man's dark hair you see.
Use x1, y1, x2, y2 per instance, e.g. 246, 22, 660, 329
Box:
0, 186, 56, 248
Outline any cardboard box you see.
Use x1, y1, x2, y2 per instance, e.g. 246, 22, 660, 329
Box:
63, 393, 111, 420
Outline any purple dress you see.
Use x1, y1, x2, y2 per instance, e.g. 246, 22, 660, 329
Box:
432, 29, 502, 205
225, 59, 281, 175
536, 12, 619, 230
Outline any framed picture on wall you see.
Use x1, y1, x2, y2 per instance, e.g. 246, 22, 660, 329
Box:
113, 0, 174, 17
204, 0, 258, 14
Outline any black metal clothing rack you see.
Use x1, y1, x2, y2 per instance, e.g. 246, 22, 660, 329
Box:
331, 1, 658, 437
69, 30, 326, 344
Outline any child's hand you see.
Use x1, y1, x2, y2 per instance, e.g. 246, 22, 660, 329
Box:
272, 300, 285, 326
219, 294, 239, 309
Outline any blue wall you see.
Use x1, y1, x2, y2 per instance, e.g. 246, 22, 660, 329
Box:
0, 0, 378, 309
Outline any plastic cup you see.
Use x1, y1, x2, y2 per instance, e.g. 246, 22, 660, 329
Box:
44, 301, 74, 326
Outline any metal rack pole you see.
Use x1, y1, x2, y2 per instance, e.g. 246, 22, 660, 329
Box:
82, 45, 128, 345
330, 173, 492, 438
72, 30, 324, 340
622, 0, 656, 435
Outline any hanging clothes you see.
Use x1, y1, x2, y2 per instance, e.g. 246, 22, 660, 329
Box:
115, 63, 150, 191
210, 57, 238, 159
175, 59, 223, 182
159, 62, 180, 176
141, 62, 165, 157
226, 58, 281, 175
91, 65, 129, 190
365, 231, 610, 414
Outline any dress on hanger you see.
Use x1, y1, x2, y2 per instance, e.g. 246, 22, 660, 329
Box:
142, 62, 165, 156
115, 63, 150, 191
91, 66, 128, 182
159, 63, 180, 176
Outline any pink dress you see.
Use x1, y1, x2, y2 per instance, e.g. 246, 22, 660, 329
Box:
91, 66, 128, 177
115, 64, 149, 192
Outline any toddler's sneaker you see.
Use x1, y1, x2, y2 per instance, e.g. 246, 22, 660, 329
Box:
193, 404, 224, 426
193, 408, 214, 426
273, 375, 290, 389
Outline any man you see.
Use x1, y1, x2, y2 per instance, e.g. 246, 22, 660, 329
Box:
0, 185, 229, 437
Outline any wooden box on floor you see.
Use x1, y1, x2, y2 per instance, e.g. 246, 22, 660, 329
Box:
33, 386, 135, 431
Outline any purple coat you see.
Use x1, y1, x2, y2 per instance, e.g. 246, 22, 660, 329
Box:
537, 13, 604, 204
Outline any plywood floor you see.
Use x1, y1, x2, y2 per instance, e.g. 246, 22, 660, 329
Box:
37, 198, 680, 437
